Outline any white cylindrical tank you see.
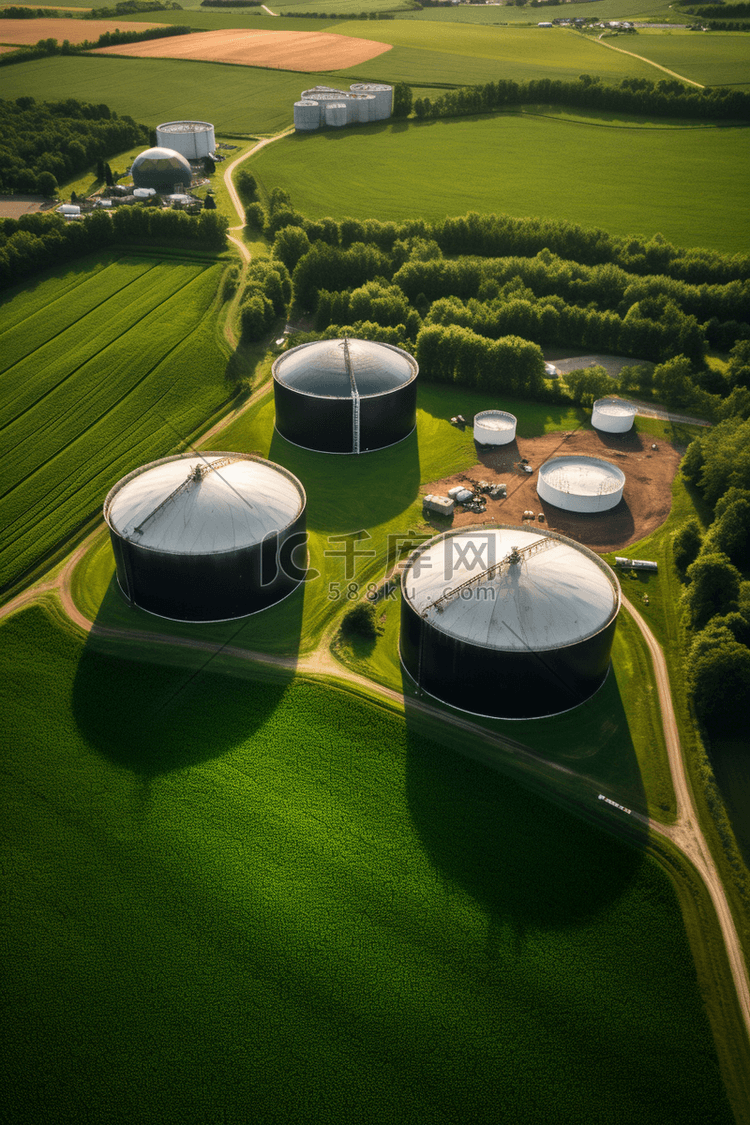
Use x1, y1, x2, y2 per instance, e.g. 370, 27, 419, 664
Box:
349, 83, 393, 120
473, 410, 517, 446
58, 204, 80, 216
325, 103, 348, 128
352, 94, 376, 123
294, 101, 320, 131
592, 398, 637, 433
537, 455, 626, 513
156, 121, 216, 160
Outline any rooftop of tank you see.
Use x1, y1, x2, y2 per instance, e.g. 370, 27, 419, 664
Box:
273, 338, 417, 398
402, 525, 619, 652
539, 455, 626, 494
594, 398, 638, 415
475, 411, 516, 429
105, 454, 304, 555
157, 121, 213, 132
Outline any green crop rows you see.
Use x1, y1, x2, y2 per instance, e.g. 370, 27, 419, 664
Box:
0, 253, 229, 592
248, 112, 750, 253
623, 30, 750, 89
0, 599, 734, 1125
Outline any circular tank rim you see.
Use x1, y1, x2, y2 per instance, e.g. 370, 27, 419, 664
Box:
274, 422, 416, 455
473, 409, 517, 428
592, 397, 638, 417
156, 121, 214, 133
538, 454, 626, 493
272, 338, 419, 400
400, 522, 621, 654
103, 450, 307, 556
398, 642, 613, 720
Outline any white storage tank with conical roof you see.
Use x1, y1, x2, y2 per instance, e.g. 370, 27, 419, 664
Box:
537, 455, 625, 513
473, 410, 517, 446
349, 83, 393, 120
400, 524, 620, 718
104, 452, 307, 621
294, 101, 320, 131
592, 398, 637, 433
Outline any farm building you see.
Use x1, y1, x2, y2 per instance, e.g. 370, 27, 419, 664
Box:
473, 410, 517, 446
272, 337, 418, 454
592, 398, 638, 433
104, 452, 307, 621
131, 146, 193, 193
294, 84, 391, 131
155, 121, 216, 160
400, 524, 621, 718
537, 455, 625, 513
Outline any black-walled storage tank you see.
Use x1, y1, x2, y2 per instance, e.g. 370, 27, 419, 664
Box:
272, 337, 418, 454
104, 452, 307, 622
400, 524, 620, 719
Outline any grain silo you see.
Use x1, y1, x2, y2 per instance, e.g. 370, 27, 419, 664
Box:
155, 121, 216, 160
592, 398, 637, 433
400, 524, 620, 718
537, 455, 625, 513
349, 82, 393, 120
473, 410, 517, 446
294, 100, 321, 131
325, 103, 348, 128
131, 147, 192, 193
272, 337, 418, 454
104, 452, 306, 621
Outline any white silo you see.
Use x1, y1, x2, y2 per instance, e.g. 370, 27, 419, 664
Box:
349, 83, 392, 120
326, 103, 348, 128
294, 101, 320, 131
537, 455, 625, 513
352, 94, 376, 123
473, 410, 517, 446
156, 121, 216, 160
592, 398, 637, 433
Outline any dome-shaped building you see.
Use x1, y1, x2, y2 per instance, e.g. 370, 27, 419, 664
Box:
104, 452, 306, 621
272, 337, 418, 454
400, 524, 620, 718
131, 147, 193, 193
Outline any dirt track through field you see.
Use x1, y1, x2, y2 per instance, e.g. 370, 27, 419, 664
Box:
94, 28, 392, 71
589, 30, 704, 89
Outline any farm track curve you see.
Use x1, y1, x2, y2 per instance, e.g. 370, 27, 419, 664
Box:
589, 30, 704, 89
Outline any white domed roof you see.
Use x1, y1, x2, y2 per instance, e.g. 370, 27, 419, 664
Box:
402, 525, 619, 652
593, 398, 637, 418
273, 338, 417, 398
539, 456, 625, 498
106, 453, 304, 555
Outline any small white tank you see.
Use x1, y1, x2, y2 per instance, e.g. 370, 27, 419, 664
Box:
592, 398, 637, 433
538, 456, 626, 513
355, 94, 376, 123
349, 83, 393, 120
325, 103, 348, 128
294, 101, 320, 131
473, 410, 517, 446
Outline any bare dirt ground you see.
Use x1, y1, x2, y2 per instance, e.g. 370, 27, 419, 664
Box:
0, 17, 161, 43
424, 427, 681, 554
94, 28, 392, 70
0, 194, 54, 218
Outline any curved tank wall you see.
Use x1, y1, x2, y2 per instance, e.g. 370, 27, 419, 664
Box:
400, 524, 620, 719
326, 103, 348, 127
592, 398, 637, 433
349, 83, 392, 119
104, 453, 307, 621
473, 410, 517, 446
294, 101, 320, 131
155, 121, 215, 160
537, 455, 625, 513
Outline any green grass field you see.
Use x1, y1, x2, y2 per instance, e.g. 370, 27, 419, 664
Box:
621, 29, 750, 89
248, 111, 750, 253
402, 0, 677, 22
0, 598, 735, 1125
0, 252, 231, 593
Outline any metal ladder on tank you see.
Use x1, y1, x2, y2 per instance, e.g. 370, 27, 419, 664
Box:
341, 336, 360, 454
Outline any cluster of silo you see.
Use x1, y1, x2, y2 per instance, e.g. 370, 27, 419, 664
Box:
537, 455, 625, 513
400, 524, 621, 719
155, 121, 216, 160
104, 452, 307, 622
272, 337, 418, 454
473, 410, 517, 446
592, 398, 637, 434
294, 83, 392, 131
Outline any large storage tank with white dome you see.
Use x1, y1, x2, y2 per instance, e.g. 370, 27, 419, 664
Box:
272, 337, 418, 454
537, 455, 625, 513
473, 410, 517, 446
592, 398, 637, 433
131, 147, 192, 193
104, 452, 307, 621
400, 524, 621, 718
155, 121, 216, 160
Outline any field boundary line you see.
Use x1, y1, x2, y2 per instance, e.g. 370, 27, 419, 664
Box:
575, 29, 704, 89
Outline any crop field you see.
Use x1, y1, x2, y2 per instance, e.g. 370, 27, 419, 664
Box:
248, 112, 750, 253
624, 30, 750, 89
0, 16, 161, 43
402, 0, 677, 23
0, 599, 735, 1125
0, 253, 229, 593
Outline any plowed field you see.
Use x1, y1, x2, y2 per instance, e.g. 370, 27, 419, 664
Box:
94, 28, 392, 70
0, 17, 160, 43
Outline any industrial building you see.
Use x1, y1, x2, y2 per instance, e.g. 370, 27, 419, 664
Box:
272, 337, 418, 454
131, 147, 193, 193
537, 455, 625, 513
294, 84, 392, 131
104, 452, 307, 621
592, 398, 637, 433
473, 410, 517, 446
400, 524, 621, 718
156, 121, 216, 160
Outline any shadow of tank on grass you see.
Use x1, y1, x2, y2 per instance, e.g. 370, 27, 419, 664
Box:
400, 663, 648, 933
269, 427, 421, 535
72, 571, 303, 778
